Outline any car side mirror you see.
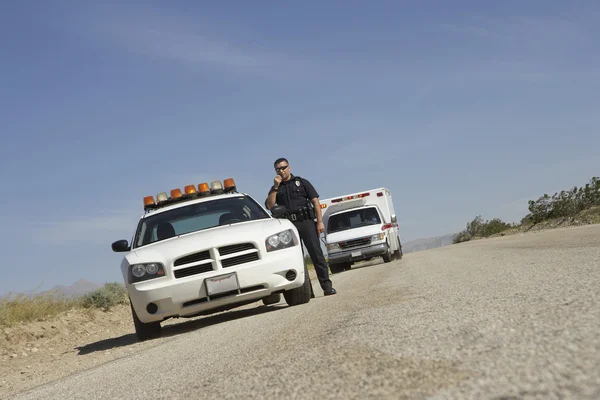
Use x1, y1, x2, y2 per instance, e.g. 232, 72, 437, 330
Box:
391, 215, 397, 224
270, 205, 287, 218
112, 239, 130, 252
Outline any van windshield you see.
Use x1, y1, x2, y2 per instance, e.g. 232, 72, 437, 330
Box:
133, 195, 270, 248
327, 207, 381, 234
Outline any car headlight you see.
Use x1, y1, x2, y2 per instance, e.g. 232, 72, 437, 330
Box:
266, 229, 297, 252
371, 233, 385, 242
326, 243, 340, 251
128, 262, 165, 283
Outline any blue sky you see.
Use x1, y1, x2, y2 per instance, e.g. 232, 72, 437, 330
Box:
1, 0, 599, 295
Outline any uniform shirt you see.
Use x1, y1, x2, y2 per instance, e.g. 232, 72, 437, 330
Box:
268, 174, 319, 212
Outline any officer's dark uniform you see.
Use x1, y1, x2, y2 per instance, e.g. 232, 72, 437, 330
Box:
267, 174, 334, 293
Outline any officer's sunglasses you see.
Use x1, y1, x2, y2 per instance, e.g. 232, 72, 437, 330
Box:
275, 165, 289, 172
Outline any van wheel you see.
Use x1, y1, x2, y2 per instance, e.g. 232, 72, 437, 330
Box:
382, 243, 393, 263
130, 300, 161, 341
329, 263, 344, 274
395, 237, 403, 260
284, 266, 311, 306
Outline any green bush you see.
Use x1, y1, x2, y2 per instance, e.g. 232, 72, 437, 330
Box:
453, 215, 512, 244
81, 282, 128, 311
527, 176, 600, 223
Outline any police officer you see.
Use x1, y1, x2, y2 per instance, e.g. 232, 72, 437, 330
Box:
265, 158, 337, 296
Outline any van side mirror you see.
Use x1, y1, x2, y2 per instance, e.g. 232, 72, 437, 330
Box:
112, 239, 130, 252
391, 215, 397, 224
270, 205, 287, 218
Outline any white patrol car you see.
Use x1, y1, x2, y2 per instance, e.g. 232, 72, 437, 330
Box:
111, 178, 312, 341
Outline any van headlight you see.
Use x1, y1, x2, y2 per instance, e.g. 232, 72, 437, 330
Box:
326, 243, 340, 251
266, 229, 297, 252
371, 233, 385, 242
129, 263, 165, 283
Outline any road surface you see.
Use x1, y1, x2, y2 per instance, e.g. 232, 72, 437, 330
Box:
11, 225, 600, 399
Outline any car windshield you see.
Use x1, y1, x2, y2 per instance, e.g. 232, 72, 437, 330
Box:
133, 195, 270, 248
327, 206, 381, 234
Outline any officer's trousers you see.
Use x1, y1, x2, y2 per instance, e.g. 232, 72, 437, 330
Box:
293, 219, 333, 291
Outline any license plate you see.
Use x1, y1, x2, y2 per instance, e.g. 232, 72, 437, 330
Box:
205, 273, 240, 296
351, 251, 362, 258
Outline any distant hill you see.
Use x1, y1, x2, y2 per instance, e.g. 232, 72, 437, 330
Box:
2, 279, 104, 300
402, 233, 456, 254
40, 279, 104, 299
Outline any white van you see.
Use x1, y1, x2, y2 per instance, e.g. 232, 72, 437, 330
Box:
320, 188, 403, 274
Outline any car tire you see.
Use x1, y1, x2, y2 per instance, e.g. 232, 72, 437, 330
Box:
262, 293, 281, 305
130, 300, 161, 341
283, 266, 312, 306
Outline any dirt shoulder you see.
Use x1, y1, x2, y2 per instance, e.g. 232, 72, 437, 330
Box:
0, 269, 319, 398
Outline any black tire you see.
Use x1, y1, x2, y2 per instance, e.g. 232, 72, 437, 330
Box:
343, 263, 352, 271
395, 237, 403, 260
130, 300, 161, 341
382, 242, 393, 263
283, 266, 312, 306
262, 293, 281, 305
329, 263, 344, 274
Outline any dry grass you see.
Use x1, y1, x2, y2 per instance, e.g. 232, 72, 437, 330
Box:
0, 294, 83, 328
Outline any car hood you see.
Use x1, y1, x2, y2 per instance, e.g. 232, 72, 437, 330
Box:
325, 224, 382, 243
125, 218, 287, 265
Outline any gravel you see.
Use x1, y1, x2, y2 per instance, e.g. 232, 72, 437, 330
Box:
10, 224, 600, 400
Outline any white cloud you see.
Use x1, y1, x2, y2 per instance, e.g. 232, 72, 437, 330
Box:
86, 6, 317, 82
32, 212, 139, 246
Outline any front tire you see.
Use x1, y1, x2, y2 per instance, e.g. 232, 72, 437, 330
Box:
130, 300, 161, 341
262, 293, 281, 305
284, 266, 312, 306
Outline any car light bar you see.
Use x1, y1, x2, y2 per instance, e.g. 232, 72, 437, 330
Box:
143, 178, 238, 211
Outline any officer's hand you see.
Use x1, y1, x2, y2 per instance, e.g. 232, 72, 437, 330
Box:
273, 175, 282, 187
316, 221, 325, 234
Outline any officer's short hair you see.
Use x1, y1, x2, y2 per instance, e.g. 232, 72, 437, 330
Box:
274, 157, 288, 167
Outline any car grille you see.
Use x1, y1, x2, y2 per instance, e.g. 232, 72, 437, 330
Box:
174, 263, 214, 279
173, 243, 259, 279
174, 250, 211, 267
219, 243, 255, 256
222, 252, 259, 268
339, 237, 371, 250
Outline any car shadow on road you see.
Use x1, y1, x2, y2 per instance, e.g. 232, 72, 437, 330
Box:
75, 303, 286, 356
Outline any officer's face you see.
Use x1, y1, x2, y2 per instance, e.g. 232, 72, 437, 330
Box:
275, 162, 291, 180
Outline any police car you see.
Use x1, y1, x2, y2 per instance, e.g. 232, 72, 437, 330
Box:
111, 178, 312, 341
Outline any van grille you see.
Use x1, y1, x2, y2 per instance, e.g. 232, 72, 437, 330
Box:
339, 237, 371, 250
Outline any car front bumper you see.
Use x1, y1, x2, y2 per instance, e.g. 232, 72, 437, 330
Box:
127, 247, 305, 323
328, 242, 388, 264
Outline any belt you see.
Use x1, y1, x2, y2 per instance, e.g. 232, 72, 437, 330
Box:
286, 211, 309, 222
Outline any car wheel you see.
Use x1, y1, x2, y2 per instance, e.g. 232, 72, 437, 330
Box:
130, 300, 161, 341
283, 266, 312, 306
262, 293, 281, 305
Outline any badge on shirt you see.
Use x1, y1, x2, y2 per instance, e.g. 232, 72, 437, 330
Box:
295, 180, 300, 187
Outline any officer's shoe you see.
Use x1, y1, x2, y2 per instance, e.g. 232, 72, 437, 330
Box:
323, 288, 337, 296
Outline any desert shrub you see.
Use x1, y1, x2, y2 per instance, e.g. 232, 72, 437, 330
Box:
453, 215, 512, 244
81, 283, 128, 311
0, 294, 80, 327
528, 176, 600, 223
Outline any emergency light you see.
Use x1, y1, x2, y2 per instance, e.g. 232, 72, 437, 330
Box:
143, 178, 238, 211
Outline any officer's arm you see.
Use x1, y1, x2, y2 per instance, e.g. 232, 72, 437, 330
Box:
311, 197, 323, 223
265, 188, 278, 210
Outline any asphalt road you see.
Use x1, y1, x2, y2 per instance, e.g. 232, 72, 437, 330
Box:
12, 225, 600, 399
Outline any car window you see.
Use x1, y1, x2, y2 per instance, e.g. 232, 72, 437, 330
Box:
133, 195, 269, 248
